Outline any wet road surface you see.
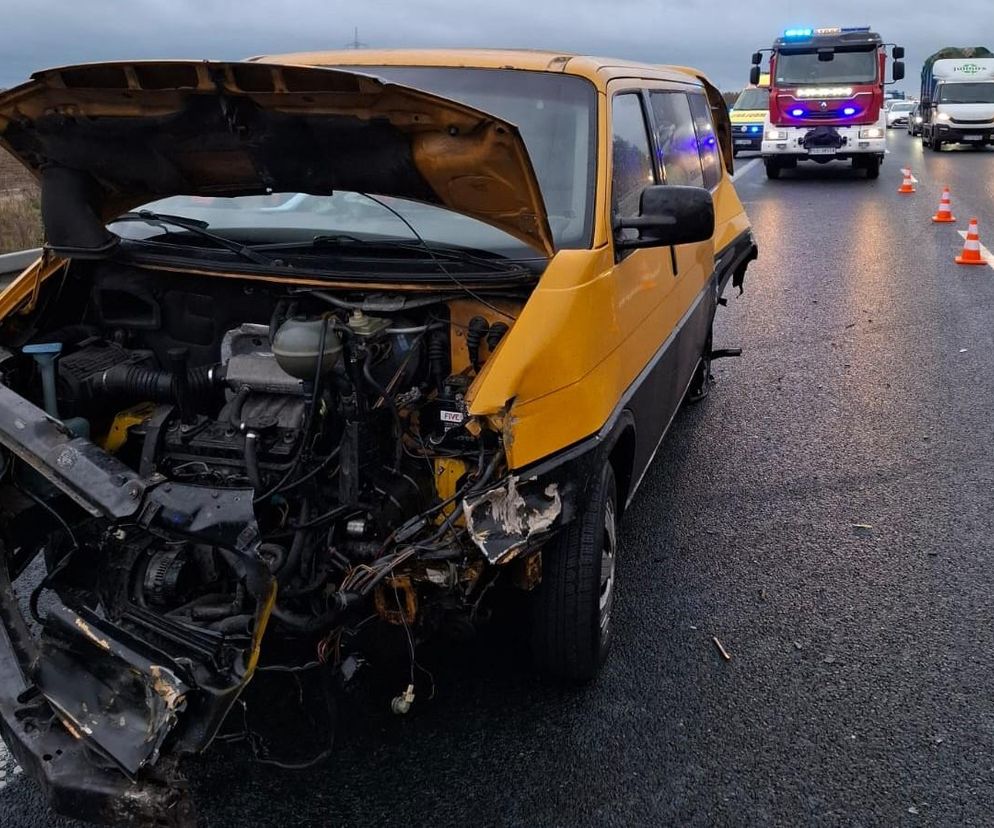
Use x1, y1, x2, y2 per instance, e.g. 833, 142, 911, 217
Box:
4, 132, 994, 826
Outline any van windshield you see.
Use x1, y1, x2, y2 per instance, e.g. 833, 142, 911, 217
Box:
939, 83, 994, 103
776, 47, 878, 85
115, 68, 597, 262
339, 66, 599, 251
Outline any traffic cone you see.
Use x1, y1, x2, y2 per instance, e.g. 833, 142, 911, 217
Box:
955, 218, 986, 266
897, 167, 916, 194
931, 186, 956, 223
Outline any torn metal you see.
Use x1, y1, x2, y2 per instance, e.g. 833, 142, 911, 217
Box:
464, 475, 563, 564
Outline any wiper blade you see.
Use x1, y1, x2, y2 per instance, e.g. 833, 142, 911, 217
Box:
113, 211, 278, 267
266, 235, 526, 273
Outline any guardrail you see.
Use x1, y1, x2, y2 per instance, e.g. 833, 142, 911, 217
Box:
0, 248, 41, 286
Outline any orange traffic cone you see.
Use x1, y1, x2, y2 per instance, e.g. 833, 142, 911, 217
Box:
931, 186, 956, 223
897, 167, 916, 195
955, 218, 986, 266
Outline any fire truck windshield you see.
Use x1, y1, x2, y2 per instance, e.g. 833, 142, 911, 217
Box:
776, 48, 877, 85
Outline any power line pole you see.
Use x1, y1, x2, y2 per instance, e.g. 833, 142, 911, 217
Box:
346, 27, 367, 49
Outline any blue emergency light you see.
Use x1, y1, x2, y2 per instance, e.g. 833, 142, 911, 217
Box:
784, 26, 871, 38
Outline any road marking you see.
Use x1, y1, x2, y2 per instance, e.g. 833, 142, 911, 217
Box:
731, 158, 761, 182
957, 230, 994, 269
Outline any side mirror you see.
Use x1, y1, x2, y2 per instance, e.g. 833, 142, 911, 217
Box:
892, 46, 905, 59
749, 65, 761, 85
893, 61, 906, 82
751, 52, 762, 66
614, 185, 715, 252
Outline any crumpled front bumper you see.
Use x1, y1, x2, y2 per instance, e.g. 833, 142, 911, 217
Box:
0, 383, 276, 826
0, 556, 196, 827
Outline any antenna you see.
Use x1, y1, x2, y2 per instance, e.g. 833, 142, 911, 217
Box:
345, 27, 367, 49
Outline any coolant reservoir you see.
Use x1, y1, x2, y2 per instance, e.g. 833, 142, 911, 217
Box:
272, 318, 343, 379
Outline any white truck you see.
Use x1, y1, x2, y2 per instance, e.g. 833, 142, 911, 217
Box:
920, 51, 994, 150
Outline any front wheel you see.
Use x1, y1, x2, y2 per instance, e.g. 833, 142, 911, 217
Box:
531, 462, 617, 683
864, 157, 880, 179
931, 138, 943, 152
765, 159, 782, 180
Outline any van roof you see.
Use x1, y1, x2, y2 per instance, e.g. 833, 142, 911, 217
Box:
253, 48, 708, 90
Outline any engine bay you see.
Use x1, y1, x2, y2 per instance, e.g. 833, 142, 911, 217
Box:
0, 258, 533, 778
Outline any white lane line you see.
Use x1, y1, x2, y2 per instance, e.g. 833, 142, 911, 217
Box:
731, 158, 761, 182
957, 230, 994, 269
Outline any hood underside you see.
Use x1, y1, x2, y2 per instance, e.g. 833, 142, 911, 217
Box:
0, 60, 554, 258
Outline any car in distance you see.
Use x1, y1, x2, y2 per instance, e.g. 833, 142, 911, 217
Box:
0, 49, 756, 827
887, 100, 916, 128
907, 102, 924, 135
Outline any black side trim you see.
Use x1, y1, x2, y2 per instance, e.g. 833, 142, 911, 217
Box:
715, 228, 758, 295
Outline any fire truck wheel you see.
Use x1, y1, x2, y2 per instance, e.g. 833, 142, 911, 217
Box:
764, 159, 782, 180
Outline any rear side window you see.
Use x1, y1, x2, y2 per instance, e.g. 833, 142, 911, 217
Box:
688, 93, 722, 189
648, 91, 705, 188
610, 93, 655, 229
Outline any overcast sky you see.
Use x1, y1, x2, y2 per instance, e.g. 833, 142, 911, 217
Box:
1, 1, 990, 92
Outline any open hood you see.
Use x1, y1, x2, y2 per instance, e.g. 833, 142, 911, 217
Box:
0, 60, 554, 258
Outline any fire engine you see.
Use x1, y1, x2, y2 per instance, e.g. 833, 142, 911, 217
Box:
751, 27, 905, 179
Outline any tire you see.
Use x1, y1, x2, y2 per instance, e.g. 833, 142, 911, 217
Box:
932, 139, 943, 152
532, 462, 618, 683
864, 157, 880, 179
765, 159, 782, 180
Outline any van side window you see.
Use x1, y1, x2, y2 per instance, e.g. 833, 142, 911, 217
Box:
688, 93, 722, 189
648, 92, 705, 188
610, 93, 655, 233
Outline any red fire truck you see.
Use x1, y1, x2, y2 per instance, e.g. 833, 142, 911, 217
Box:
750, 27, 905, 179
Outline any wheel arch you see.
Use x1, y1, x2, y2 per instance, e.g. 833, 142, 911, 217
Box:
607, 416, 637, 515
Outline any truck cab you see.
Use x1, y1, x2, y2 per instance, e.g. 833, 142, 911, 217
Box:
751, 27, 905, 179
921, 56, 994, 151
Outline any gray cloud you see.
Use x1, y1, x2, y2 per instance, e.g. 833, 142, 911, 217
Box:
1, 1, 988, 91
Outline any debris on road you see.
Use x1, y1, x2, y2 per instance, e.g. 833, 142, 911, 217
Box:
713, 636, 732, 661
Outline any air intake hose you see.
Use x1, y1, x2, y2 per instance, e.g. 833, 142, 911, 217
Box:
98, 362, 220, 405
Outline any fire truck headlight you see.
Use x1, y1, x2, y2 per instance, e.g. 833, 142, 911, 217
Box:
859, 127, 884, 139
937, 112, 952, 122
765, 129, 788, 141
915, 116, 923, 124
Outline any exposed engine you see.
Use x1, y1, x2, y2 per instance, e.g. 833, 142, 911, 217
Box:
0, 262, 524, 776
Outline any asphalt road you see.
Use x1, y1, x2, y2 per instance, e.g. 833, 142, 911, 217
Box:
4, 132, 994, 827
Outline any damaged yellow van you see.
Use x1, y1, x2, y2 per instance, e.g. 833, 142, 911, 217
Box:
0, 50, 755, 826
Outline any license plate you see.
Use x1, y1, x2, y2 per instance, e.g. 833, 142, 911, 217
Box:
809, 147, 836, 156
963, 134, 982, 141
735, 139, 753, 146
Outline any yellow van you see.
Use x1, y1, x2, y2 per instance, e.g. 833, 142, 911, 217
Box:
730, 75, 771, 155
0, 50, 756, 825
